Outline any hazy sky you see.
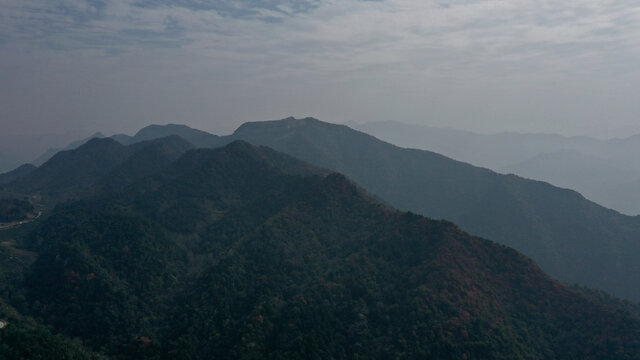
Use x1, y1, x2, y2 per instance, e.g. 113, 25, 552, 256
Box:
1, 0, 640, 138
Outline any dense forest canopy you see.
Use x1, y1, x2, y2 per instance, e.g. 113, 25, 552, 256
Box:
0, 140, 638, 359
0, 198, 34, 223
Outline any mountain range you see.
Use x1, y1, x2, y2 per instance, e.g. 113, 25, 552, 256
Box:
0, 131, 97, 173
352, 120, 640, 215
10, 119, 640, 216
0, 139, 638, 359
228, 118, 640, 301
1, 117, 639, 303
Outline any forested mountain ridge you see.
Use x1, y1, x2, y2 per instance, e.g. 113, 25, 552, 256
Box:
0, 141, 638, 359
2, 137, 133, 201
13, 118, 637, 300
0, 198, 34, 223
223, 117, 640, 301
112, 123, 222, 148
31, 132, 106, 167
0, 298, 104, 359
0, 164, 36, 186
0, 136, 195, 204
353, 120, 640, 215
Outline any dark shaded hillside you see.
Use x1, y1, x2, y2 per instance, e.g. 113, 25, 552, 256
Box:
32, 132, 106, 167
0, 198, 34, 222
1, 227, 102, 359
227, 117, 640, 301
4, 137, 133, 201
5, 141, 638, 359
90, 119, 640, 300
0, 164, 36, 185
0, 299, 103, 360
1, 136, 196, 204
100, 135, 195, 191
113, 124, 222, 148
25, 204, 188, 351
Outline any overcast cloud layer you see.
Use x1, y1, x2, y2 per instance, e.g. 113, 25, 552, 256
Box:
1, 0, 640, 137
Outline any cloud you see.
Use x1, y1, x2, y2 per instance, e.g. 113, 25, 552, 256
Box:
1, 0, 640, 136
3, 0, 639, 78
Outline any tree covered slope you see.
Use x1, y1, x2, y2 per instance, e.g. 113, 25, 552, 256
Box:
1, 141, 636, 359
226, 117, 640, 301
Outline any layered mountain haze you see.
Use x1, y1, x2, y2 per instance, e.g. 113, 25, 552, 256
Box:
353, 121, 640, 215
503, 149, 636, 191
4, 0, 640, 357
112, 124, 222, 148
0, 153, 17, 177
0, 124, 216, 179
219, 117, 640, 301
0, 164, 36, 186
3, 118, 639, 301
0, 136, 196, 204
6, 137, 132, 199
502, 149, 640, 211
99, 135, 196, 191
32, 132, 107, 167
0, 131, 101, 173
605, 179, 640, 217
11, 117, 638, 301
1, 141, 638, 359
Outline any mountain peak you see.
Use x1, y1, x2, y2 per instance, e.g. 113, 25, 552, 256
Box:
131, 123, 220, 148
283, 116, 319, 122
89, 131, 105, 138
223, 139, 257, 151
135, 124, 201, 138
77, 136, 123, 152
172, 140, 326, 180
233, 116, 345, 137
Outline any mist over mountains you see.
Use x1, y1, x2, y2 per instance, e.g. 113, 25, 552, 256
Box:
3, 117, 639, 303
352, 121, 640, 215
231, 118, 640, 301
9, 119, 640, 217
4, 0, 640, 357
1, 134, 638, 359
0, 131, 98, 173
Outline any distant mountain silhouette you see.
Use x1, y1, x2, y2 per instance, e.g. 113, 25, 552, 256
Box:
502, 149, 640, 214
0, 131, 91, 173
113, 123, 222, 148
32, 132, 106, 166
5, 141, 637, 359
100, 135, 195, 190
1, 136, 196, 203
27, 125, 215, 171
351, 120, 599, 170
4, 118, 640, 302
224, 117, 640, 301
0, 164, 36, 185
5, 137, 133, 201
353, 120, 640, 215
